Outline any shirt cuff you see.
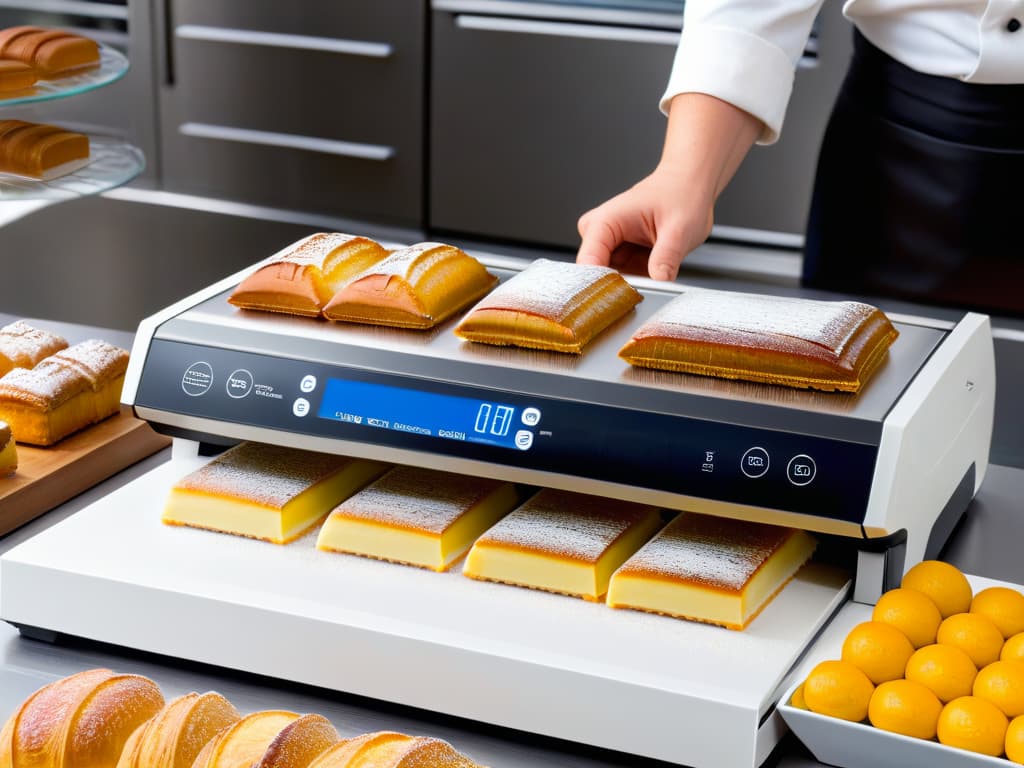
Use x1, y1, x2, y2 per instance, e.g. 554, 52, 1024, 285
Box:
660, 24, 798, 145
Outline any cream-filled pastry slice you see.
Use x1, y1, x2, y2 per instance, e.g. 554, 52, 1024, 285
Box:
0, 420, 16, 476
463, 489, 663, 601
163, 442, 390, 544
317, 465, 519, 571
607, 512, 817, 630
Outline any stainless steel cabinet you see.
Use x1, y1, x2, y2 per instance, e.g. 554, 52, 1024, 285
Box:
156, 1, 425, 227
430, 1, 852, 249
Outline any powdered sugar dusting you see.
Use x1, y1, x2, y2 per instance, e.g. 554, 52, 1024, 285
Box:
52, 339, 128, 390
618, 513, 795, 591
468, 259, 619, 322
477, 489, 660, 563
276, 233, 361, 268
363, 243, 448, 279
394, 736, 481, 767
333, 465, 508, 534
0, 320, 67, 368
14, 669, 114, 754
0, 358, 90, 409
643, 289, 875, 358
175, 443, 356, 508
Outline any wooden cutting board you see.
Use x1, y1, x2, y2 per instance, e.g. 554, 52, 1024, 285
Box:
0, 406, 170, 536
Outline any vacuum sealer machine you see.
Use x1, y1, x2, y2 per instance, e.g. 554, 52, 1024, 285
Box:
0, 251, 995, 767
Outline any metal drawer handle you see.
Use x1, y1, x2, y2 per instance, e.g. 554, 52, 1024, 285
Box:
0, 0, 127, 19
179, 123, 396, 162
175, 25, 393, 58
454, 14, 680, 45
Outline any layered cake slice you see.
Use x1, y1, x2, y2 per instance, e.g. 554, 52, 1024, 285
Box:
618, 288, 899, 392
463, 488, 663, 601
163, 442, 390, 544
317, 465, 519, 571
229, 232, 390, 317
322, 242, 498, 329
0, 319, 67, 376
0, 420, 16, 476
454, 259, 642, 353
607, 512, 817, 630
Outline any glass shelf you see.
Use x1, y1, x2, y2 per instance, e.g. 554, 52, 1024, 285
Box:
0, 136, 144, 201
0, 45, 129, 109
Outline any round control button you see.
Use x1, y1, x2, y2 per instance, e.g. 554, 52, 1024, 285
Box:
300, 374, 317, 393
787, 455, 817, 486
740, 447, 770, 478
521, 407, 542, 426
1008, 17, 1021, 32
181, 361, 213, 397
226, 369, 254, 399
292, 397, 311, 418
515, 430, 534, 450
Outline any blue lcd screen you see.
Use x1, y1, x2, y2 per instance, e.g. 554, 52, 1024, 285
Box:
317, 378, 523, 450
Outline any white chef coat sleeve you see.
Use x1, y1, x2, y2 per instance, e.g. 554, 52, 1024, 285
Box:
661, 0, 828, 144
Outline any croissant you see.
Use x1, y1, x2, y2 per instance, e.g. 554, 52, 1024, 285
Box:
0, 668, 164, 768
307, 731, 485, 767
190, 711, 339, 768
115, 692, 240, 768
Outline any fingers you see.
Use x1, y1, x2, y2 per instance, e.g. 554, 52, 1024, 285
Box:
647, 224, 686, 281
575, 209, 619, 268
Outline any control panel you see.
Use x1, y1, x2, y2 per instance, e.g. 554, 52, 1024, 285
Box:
136, 340, 880, 525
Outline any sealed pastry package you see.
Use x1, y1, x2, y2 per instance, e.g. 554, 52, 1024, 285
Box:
228, 233, 389, 317
619, 288, 898, 392
454, 258, 643, 353
0, 120, 90, 180
322, 242, 497, 329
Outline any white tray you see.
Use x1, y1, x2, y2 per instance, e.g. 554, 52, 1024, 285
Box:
0, 453, 850, 768
779, 574, 1022, 768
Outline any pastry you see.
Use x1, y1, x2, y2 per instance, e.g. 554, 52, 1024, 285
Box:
0, 420, 16, 476
463, 489, 663, 601
0, 320, 68, 376
163, 442, 390, 544
322, 242, 497, 329
0, 60, 36, 93
454, 259, 643, 353
607, 512, 817, 630
317, 466, 519, 571
0, 26, 100, 76
308, 732, 484, 768
0, 120, 90, 179
116, 692, 241, 768
228, 233, 389, 317
191, 711, 339, 768
618, 288, 899, 393
52, 339, 129, 422
0, 358, 95, 445
0, 668, 164, 768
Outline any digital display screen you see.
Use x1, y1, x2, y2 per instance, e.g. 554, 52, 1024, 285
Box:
317, 378, 529, 450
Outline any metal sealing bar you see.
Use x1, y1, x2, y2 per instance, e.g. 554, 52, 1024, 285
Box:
454, 14, 680, 45
178, 123, 396, 162
175, 25, 393, 58
434, 0, 682, 29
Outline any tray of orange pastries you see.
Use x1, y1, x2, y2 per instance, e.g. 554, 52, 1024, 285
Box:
780, 561, 1024, 767
0, 667, 489, 767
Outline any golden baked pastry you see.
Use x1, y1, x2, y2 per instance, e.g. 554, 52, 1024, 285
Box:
52, 339, 129, 423
607, 512, 817, 630
0, 119, 90, 179
0, 419, 16, 476
0, 320, 68, 376
454, 258, 643, 353
317, 465, 519, 571
0, 668, 164, 768
163, 442, 389, 544
322, 242, 498, 329
308, 732, 484, 768
0, 60, 36, 92
228, 233, 389, 317
0, 358, 94, 445
618, 288, 899, 393
191, 711, 339, 768
0, 26, 100, 76
463, 489, 663, 601
116, 692, 241, 768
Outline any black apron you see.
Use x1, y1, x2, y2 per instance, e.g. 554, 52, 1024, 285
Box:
802, 30, 1024, 317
